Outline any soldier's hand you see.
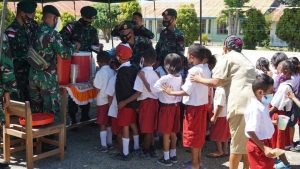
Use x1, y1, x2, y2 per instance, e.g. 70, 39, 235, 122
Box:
75, 42, 81, 52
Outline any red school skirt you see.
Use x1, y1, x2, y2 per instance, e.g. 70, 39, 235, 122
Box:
210, 116, 231, 142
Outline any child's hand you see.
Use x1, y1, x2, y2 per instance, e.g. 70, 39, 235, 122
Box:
118, 101, 127, 109
162, 83, 173, 95
190, 74, 202, 83
287, 91, 295, 100
210, 115, 217, 124
263, 146, 275, 158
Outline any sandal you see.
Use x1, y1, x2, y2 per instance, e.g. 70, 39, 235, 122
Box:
206, 152, 224, 158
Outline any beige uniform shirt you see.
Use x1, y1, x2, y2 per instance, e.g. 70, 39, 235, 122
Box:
212, 51, 256, 119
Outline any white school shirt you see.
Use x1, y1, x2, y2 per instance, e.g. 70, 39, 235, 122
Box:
271, 80, 293, 111
292, 74, 300, 94
245, 98, 275, 140
105, 75, 118, 118
134, 66, 160, 101
93, 65, 115, 106
153, 74, 182, 104
155, 66, 167, 77
213, 87, 227, 117
181, 64, 211, 106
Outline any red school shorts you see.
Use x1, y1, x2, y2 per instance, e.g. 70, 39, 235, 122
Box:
271, 111, 290, 149
117, 107, 136, 126
247, 139, 274, 169
210, 116, 231, 142
183, 105, 207, 149
111, 117, 121, 135
158, 103, 180, 134
139, 99, 159, 133
96, 104, 110, 125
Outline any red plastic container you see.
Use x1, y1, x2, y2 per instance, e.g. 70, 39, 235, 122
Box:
57, 55, 71, 85
19, 113, 54, 126
71, 52, 91, 83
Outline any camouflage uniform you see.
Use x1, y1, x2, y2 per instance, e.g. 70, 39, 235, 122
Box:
131, 36, 153, 65
5, 19, 38, 101
29, 23, 75, 121
60, 18, 99, 51
155, 27, 185, 65
133, 25, 154, 39
0, 35, 17, 120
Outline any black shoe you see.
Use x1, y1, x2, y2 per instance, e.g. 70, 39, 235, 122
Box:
114, 153, 131, 161
170, 156, 178, 163
157, 157, 173, 167
0, 163, 9, 169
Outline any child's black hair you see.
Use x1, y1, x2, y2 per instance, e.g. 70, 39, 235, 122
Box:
256, 57, 270, 73
132, 11, 143, 18
208, 54, 217, 70
288, 57, 300, 74
188, 43, 211, 61
143, 48, 157, 65
252, 74, 274, 93
281, 60, 294, 75
164, 53, 182, 75
270, 52, 288, 69
97, 51, 111, 65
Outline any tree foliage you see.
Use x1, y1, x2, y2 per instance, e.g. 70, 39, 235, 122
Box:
242, 8, 269, 49
60, 12, 75, 27
34, 8, 42, 25
0, 4, 15, 28
177, 4, 199, 46
276, 8, 300, 51
93, 3, 120, 43
118, 1, 141, 22
279, 0, 300, 6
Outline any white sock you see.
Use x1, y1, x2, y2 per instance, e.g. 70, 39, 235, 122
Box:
106, 127, 112, 145
100, 131, 107, 147
133, 135, 140, 150
164, 151, 170, 160
122, 138, 130, 155
170, 149, 176, 157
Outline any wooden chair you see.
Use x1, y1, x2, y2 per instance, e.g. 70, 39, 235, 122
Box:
2, 100, 65, 169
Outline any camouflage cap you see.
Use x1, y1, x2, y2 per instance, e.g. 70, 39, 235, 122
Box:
162, 8, 177, 18
118, 21, 134, 32
17, 0, 37, 14
43, 5, 60, 17
80, 6, 97, 19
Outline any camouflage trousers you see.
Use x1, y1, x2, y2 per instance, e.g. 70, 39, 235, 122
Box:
29, 74, 61, 122
11, 71, 30, 102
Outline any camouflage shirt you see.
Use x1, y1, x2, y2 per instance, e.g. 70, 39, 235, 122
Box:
130, 36, 153, 65
5, 19, 38, 73
155, 27, 185, 64
134, 26, 154, 39
60, 18, 99, 52
0, 35, 17, 116
29, 23, 75, 80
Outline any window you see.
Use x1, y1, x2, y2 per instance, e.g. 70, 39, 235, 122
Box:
208, 19, 211, 34
148, 20, 152, 31
217, 22, 228, 34
201, 19, 206, 33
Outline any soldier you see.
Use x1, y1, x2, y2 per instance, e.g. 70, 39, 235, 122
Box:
118, 21, 153, 66
132, 12, 154, 39
60, 6, 101, 124
155, 8, 185, 66
5, 0, 38, 102
0, 34, 17, 169
29, 5, 77, 121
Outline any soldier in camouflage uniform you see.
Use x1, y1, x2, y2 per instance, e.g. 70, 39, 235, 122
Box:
155, 8, 185, 66
118, 21, 153, 66
29, 5, 76, 121
0, 34, 17, 169
60, 6, 101, 124
5, 0, 38, 102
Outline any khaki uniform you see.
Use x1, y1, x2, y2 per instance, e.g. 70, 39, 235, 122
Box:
212, 50, 256, 154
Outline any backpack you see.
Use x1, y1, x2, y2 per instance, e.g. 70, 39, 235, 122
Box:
286, 84, 300, 127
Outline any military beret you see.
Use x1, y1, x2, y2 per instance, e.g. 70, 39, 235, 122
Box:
162, 8, 177, 18
43, 5, 60, 17
80, 6, 97, 18
118, 21, 134, 32
17, 0, 37, 14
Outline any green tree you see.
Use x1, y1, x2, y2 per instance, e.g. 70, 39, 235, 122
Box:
224, 0, 249, 35
118, 1, 141, 22
242, 8, 269, 49
177, 4, 199, 46
279, 0, 300, 6
93, 3, 119, 43
34, 8, 42, 24
276, 8, 300, 51
60, 12, 75, 27
0, 4, 15, 28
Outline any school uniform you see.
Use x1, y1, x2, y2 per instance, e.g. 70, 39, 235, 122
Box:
181, 64, 211, 148
270, 80, 293, 149
245, 98, 275, 169
154, 74, 182, 134
115, 61, 139, 126
210, 87, 230, 142
134, 66, 160, 133
93, 65, 115, 125
105, 75, 121, 135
